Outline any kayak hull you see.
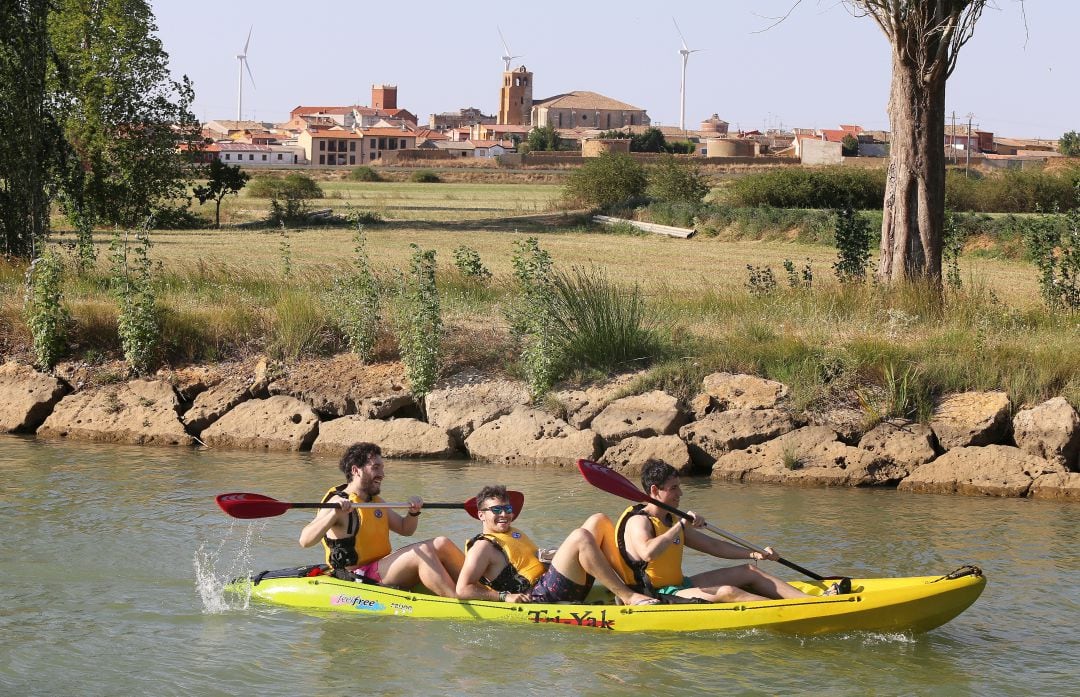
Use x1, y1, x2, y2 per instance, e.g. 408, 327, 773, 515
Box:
229, 567, 986, 635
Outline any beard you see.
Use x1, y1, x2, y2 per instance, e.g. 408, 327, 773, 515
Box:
361, 478, 381, 499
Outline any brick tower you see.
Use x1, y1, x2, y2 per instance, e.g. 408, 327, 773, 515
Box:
371, 84, 397, 110
498, 66, 532, 126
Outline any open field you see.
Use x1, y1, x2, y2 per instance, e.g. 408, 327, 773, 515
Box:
7, 180, 1078, 416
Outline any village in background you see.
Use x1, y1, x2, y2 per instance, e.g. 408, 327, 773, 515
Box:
189, 63, 1063, 172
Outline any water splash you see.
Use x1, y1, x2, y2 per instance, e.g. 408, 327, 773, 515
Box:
194, 520, 264, 613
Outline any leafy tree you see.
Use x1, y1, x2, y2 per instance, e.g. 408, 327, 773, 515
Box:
193, 160, 249, 228
849, 1, 991, 285
647, 155, 710, 204
841, 134, 860, 157
50, 0, 199, 230
527, 125, 562, 152
632, 127, 667, 153
0, 2, 57, 259
564, 152, 647, 209
1060, 131, 1080, 157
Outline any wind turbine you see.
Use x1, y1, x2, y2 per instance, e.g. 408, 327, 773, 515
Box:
673, 18, 703, 132
236, 26, 256, 121
497, 26, 521, 72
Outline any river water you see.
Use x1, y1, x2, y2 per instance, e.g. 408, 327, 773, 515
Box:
1, 437, 1077, 696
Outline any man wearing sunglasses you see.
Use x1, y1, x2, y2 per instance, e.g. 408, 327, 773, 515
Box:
456, 484, 657, 605
614, 460, 820, 603
299, 442, 465, 597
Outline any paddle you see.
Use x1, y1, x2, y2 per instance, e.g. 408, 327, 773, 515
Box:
576, 458, 831, 582
216, 490, 526, 521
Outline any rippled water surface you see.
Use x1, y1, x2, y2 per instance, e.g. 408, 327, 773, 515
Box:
2, 438, 1078, 696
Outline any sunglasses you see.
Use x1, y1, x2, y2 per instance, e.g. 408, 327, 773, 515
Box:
480, 504, 514, 515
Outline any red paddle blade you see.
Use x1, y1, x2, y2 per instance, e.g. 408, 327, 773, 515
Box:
577, 459, 650, 504
463, 490, 526, 520
215, 492, 293, 519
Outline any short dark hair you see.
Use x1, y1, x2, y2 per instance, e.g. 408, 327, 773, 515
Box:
476, 484, 508, 507
339, 442, 382, 480
641, 459, 678, 493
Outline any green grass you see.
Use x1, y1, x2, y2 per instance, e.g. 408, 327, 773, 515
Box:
5, 180, 1077, 418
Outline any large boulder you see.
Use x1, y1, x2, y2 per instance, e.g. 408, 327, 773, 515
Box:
312, 416, 457, 459
857, 419, 938, 471
599, 435, 693, 477
551, 371, 645, 429
679, 409, 796, 470
267, 357, 412, 419
36, 379, 193, 446
0, 362, 69, 433
700, 372, 789, 411
805, 407, 865, 444
898, 445, 1066, 498
711, 426, 901, 487
1029, 472, 1080, 501
590, 391, 687, 445
200, 395, 319, 451
464, 407, 601, 468
1012, 397, 1080, 470
425, 369, 530, 445
182, 377, 251, 433
930, 391, 1011, 450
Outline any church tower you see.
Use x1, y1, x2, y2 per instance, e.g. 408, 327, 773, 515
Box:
498, 66, 533, 126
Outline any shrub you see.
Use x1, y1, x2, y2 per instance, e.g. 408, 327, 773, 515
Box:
151, 204, 210, 230
833, 206, 873, 283
647, 155, 710, 205
726, 167, 886, 210
349, 166, 382, 182
564, 152, 647, 210
327, 225, 380, 362
109, 227, 161, 375
452, 245, 491, 280
410, 170, 441, 183
23, 252, 69, 369
395, 245, 441, 396
247, 173, 324, 200
505, 237, 560, 397
1023, 186, 1080, 310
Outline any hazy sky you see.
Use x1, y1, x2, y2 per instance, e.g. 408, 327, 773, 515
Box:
150, 1, 1073, 140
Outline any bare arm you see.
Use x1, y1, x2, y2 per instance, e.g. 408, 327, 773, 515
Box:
298, 498, 349, 548
623, 515, 683, 563
455, 540, 505, 601
387, 496, 423, 537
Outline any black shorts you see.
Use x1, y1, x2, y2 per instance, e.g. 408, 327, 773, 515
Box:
529, 566, 594, 603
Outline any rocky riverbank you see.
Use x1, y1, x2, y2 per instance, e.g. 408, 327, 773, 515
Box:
2, 356, 1078, 500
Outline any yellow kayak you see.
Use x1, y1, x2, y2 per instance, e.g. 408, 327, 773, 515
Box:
229, 565, 985, 634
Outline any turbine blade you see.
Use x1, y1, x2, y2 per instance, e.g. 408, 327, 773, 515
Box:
243, 25, 253, 54
497, 26, 512, 55
244, 59, 256, 90
672, 17, 689, 51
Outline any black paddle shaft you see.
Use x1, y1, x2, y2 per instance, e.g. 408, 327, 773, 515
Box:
288, 502, 467, 510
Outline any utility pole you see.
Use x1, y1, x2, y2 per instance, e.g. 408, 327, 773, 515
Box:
965, 112, 974, 177
951, 110, 957, 164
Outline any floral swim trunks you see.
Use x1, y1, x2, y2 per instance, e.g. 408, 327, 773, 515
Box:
529, 566, 594, 603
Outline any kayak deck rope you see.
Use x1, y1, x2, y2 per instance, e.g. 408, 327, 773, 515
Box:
931, 565, 983, 583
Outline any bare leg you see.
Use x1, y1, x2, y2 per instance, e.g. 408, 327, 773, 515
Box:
688, 564, 812, 601
378, 536, 464, 598
580, 513, 623, 573
551, 528, 655, 605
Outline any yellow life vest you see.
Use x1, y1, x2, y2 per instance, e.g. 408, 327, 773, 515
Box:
320, 485, 392, 569
615, 504, 685, 590
466, 528, 547, 591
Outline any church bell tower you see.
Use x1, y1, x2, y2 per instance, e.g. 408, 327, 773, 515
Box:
498, 66, 533, 126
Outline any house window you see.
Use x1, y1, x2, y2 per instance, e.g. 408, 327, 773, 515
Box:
319, 140, 326, 151
581, 114, 587, 122
338, 139, 346, 151
249, 154, 254, 160
370, 139, 376, 149
262, 154, 267, 160
319, 154, 325, 164
350, 156, 355, 164
400, 139, 406, 149
349, 141, 356, 152
224, 154, 230, 160
378, 138, 386, 149
277, 154, 283, 160
388, 138, 397, 150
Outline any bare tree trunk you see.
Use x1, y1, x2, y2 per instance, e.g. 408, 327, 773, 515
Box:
878, 56, 946, 285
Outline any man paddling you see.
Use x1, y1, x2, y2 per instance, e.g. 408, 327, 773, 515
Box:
614, 460, 825, 603
299, 442, 465, 598
456, 484, 656, 606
